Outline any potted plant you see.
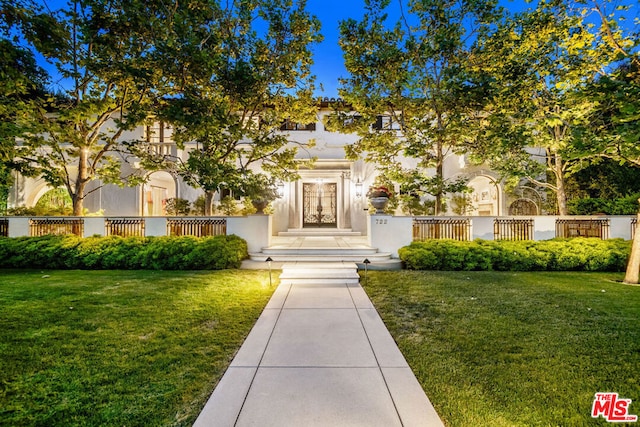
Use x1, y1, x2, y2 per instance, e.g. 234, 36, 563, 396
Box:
367, 185, 393, 214
240, 173, 280, 214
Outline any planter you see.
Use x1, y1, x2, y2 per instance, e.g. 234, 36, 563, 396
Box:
251, 199, 269, 214
369, 196, 389, 214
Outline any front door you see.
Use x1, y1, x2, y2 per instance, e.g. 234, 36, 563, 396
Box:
303, 182, 337, 227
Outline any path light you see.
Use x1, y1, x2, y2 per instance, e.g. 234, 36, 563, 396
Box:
363, 258, 371, 286
266, 257, 273, 287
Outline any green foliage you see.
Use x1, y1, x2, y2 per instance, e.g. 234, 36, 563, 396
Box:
0, 235, 248, 270
399, 238, 631, 272
164, 197, 191, 216
398, 194, 435, 216
239, 173, 280, 202
33, 187, 72, 215
568, 195, 640, 215
2, 0, 165, 215
216, 195, 241, 216
156, 0, 321, 201
565, 158, 640, 200
332, 0, 497, 214
192, 195, 206, 215
469, 0, 637, 215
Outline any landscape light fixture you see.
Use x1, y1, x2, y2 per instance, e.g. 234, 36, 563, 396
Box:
266, 257, 273, 287
363, 258, 371, 286
355, 179, 363, 198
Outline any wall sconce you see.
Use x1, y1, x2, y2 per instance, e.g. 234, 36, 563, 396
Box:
355, 179, 363, 198
277, 182, 285, 197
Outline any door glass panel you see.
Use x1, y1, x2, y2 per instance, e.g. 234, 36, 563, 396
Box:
303, 183, 337, 227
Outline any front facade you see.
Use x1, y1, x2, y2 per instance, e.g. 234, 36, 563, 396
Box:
8, 101, 519, 236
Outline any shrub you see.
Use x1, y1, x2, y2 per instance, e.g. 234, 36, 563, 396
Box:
0, 235, 248, 270
568, 194, 640, 215
164, 198, 192, 216
400, 238, 631, 272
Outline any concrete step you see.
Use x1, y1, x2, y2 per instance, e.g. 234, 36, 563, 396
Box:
279, 269, 360, 280
278, 228, 362, 237
261, 247, 379, 256
248, 252, 393, 263
279, 262, 359, 285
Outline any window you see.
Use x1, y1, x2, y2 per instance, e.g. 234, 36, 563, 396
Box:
373, 115, 402, 131
280, 119, 316, 131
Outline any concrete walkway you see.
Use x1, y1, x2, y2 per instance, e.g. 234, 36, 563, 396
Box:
194, 262, 444, 426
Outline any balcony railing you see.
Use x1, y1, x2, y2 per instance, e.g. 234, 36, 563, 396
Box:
105, 218, 145, 237
29, 218, 84, 236
555, 218, 610, 239
413, 218, 471, 241
167, 218, 227, 237
494, 218, 534, 241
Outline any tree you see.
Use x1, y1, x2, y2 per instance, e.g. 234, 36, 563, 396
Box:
144, 0, 321, 215
1, 0, 167, 215
328, 0, 501, 214
470, 0, 633, 215
0, 37, 48, 213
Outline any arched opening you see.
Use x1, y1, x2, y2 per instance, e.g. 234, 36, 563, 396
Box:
35, 188, 73, 216
142, 171, 177, 216
467, 175, 501, 216
509, 198, 539, 216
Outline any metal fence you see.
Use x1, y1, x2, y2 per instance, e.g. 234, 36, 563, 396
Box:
413, 218, 471, 241
0, 219, 8, 237
494, 218, 534, 240
29, 218, 84, 236
555, 218, 610, 239
105, 218, 145, 237
167, 218, 227, 237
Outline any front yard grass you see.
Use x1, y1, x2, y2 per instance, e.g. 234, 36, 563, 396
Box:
363, 271, 640, 427
0, 269, 274, 426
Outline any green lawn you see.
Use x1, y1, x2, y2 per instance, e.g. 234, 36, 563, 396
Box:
0, 269, 274, 427
363, 271, 640, 427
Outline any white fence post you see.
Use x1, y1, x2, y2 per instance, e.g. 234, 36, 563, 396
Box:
227, 215, 272, 255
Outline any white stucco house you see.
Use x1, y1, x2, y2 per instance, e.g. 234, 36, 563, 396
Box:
6, 99, 540, 238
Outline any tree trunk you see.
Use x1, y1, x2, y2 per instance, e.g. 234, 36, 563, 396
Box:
71, 149, 89, 216
554, 152, 568, 216
623, 205, 640, 284
435, 138, 444, 216
204, 190, 214, 216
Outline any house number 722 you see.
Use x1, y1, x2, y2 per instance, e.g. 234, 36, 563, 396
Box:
375, 219, 388, 225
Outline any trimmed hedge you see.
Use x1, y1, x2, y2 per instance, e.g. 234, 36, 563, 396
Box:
399, 238, 631, 272
0, 235, 248, 270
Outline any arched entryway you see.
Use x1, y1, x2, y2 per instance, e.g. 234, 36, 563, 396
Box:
142, 171, 177, 216
466, 174, 502, 216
